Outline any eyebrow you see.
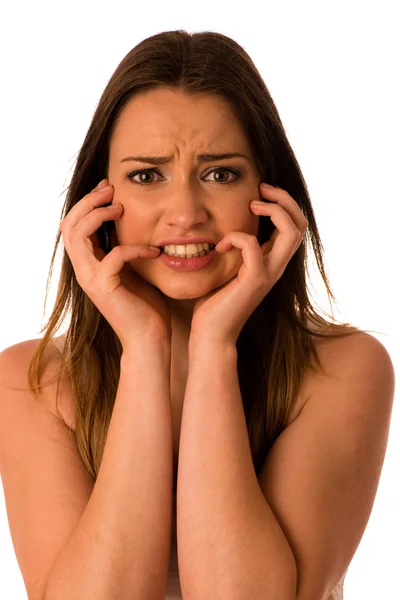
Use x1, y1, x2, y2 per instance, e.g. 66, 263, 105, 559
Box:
120, 152, 250, 165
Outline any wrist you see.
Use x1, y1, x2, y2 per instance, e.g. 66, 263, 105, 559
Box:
188, 333, 237, 360
122, 336, 171, 362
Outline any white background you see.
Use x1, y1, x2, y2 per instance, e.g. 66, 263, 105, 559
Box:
0, 0, 398, 597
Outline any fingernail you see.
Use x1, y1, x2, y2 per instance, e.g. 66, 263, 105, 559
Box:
261, 182, 275, 188
96, 178, 108, 189
251, 200, 265, 205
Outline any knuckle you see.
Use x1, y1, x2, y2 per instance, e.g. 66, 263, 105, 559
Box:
110, 243, 121, 255
68, 227, 78, 240
294, 229, 302, 240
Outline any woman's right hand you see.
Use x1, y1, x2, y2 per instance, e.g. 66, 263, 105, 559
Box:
60, 179, 172, 348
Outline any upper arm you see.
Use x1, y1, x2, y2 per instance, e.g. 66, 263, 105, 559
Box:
257, 333, 395, 599
0, 340, 95, 600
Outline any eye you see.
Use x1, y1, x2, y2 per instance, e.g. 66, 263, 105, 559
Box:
203, 167, 241, 184
126, 168, 163, 184
125, 167, 242, 185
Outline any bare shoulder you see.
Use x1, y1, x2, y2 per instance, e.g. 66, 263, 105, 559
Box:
290, 327, 394, 424
0, 339, 94, 600
257, 328, 394, 599
0, 336, 76, 431
312, 328, 394, 380
306, 328, 395, 414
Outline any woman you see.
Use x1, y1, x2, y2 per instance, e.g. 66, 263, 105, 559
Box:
0, 30, 394, 600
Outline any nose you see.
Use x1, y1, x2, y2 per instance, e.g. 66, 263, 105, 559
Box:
163, 182, 209, 229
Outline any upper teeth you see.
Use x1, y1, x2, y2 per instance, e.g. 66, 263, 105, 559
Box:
162, 242, 215, 256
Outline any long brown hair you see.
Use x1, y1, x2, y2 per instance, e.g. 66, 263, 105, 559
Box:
15, 30, 381, 598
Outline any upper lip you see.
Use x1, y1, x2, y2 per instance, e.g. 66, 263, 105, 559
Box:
156, 237, 217, 247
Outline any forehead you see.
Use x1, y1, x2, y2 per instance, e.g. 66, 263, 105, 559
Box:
110, 88, 252, 154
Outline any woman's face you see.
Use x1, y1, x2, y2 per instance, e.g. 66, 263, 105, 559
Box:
107, 87, 262, 302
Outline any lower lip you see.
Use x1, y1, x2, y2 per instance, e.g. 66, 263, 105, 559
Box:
159, 248, 217, 271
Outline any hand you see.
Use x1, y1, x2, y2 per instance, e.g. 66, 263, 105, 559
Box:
60, 179, 172, 348
190, 183, 308, 345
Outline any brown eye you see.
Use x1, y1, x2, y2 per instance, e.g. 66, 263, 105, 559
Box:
126, 166, 242, 185
204, 167, 241, 183
126, 168, 163, 184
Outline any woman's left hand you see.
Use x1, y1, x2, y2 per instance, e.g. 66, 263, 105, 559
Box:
190, 183, 309, 345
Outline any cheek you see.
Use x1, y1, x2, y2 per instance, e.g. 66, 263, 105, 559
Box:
249, 214, 260, 237
229, 207, 258, 230
114, 213, 143, 242
239, 211, 259, 237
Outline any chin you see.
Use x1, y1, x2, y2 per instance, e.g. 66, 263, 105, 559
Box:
159, 271, 238, 300
157, 284, 214, 301
134, 255, 240, 298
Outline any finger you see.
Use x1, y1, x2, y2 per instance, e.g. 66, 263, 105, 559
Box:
73, 204, 122, 241
217, 232, 265, 280
257, 184, 308, 231
251, 202, 302, 275
87, 245, 160, 296
64, 204, 123, 271
93, 178, 108, 190
60, 185, 115, 231
61, 197, 158, 286
252, 200, 307, 258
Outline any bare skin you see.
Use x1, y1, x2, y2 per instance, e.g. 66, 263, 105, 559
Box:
105, 87, 264, 452
106, 87, 263, 360
52, 90, 334, 484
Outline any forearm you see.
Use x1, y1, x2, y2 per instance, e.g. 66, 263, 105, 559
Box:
177, 339, 296, 599
44, 338, 173, 600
